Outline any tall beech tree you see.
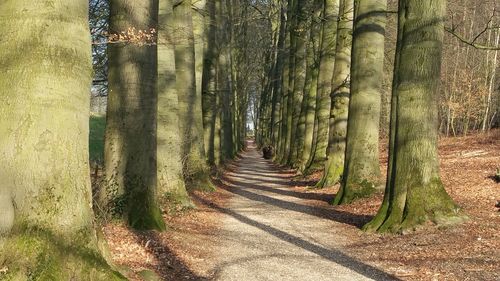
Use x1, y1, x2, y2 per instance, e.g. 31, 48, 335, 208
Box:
0, 0, 123, 278
364, 0, 465, 233
104, 0, 166, 230
298, 0, 323, 171
304, 0, 340, 173
158, 0, 192, 206
202, 0, 220, 165
316, 0, 354, 188
173, 0, 214, 190
333, 0, 386, 205
288, 0, 313, 166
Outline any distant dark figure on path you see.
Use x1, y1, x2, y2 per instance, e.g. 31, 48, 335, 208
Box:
262, 145, 274, 159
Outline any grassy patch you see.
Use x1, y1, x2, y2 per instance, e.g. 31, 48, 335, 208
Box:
90, 115, 106, 164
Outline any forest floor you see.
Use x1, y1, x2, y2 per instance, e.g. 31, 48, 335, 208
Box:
102, 131, 500, 281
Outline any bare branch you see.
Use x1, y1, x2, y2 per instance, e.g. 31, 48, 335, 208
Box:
445, 27, 500, 50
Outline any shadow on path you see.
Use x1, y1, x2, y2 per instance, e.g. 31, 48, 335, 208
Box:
192, 193, 399, 281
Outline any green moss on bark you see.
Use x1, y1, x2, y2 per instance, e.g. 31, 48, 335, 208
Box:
333, 178, 379, 205
0, 227, 126, 281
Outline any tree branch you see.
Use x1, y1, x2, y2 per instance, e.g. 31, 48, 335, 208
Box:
445, 26, 500, 50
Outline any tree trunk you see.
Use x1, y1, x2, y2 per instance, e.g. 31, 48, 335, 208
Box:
304, 0, 340, 173
364, 0, 465, 233
202, 0, 219, 165
173, 0, 214, 190
316, 0, 353, 188
482, 30, 499, 131
158, 0, 192, 207
333, 0, 386, 205
288, 0, 313, 166
277, 0, 291, 163
299, 0, 323, 171
282, 0, 298, 165
105, 0, 166, 230
0, 0, 123, 278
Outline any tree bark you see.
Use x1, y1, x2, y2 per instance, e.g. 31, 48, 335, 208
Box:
105, 0, 166, 230
288, 0, 313, 166
333, 0, 386, 205
202, 0, 219, 165
158, 0, 192, 207
173, 0, 214, 190
298, 0, 323, 171
304, 0, 340, 173
0, 0, 123, 278
364, 0, 465, 233
316, 0, 353, 188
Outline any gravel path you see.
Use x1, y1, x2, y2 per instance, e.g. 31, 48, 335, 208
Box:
206, 142, 397, 281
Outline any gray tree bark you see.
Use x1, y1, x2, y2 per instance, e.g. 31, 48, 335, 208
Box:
0, 0, 124, 278
364, 0, 465, 233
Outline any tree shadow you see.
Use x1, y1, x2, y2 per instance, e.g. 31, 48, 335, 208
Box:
191, 194, 399, 281
216, 177, 371, 228
225, 173, 331, 202
131, 231, 211, 281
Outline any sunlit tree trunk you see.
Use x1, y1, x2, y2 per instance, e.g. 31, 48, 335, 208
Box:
298, 0, 323, 171
158, 0, 192, 206
173, 0, 214, 190
316, 0, 353, 188
333, 0, 386, 205
304, 0, 340, 173
105, 0, 165, 230
282, 0, 298, 165
482, 30, 499, 131
278, 0, 295, 164
202, 0, 219, 165
271, 5, 287, 146
364, 0, 465, 233
0, 0, 123, 278
288, 0, 313, 166
193, 0, 207, 131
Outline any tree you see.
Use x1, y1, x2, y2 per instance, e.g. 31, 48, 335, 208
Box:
158, 0, 192, 207
297, 0, 324, 171
333, 0, 387, 205
104, 0, 166, 230
288, 0, 313, 166
364, 0, 466, 233
304, 0, 340, 173
0, 0, 123, 278
173, 0, 214, 190
202, 0, 219, 165
316, 0, 353, 188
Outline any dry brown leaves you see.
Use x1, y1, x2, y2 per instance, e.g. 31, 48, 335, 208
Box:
290, 130, 500, 280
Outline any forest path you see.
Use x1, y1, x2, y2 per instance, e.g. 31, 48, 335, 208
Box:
203, 141, 396, 281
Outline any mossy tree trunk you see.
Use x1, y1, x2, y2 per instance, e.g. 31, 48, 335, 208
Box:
288, 0, 313, 167
278, 18, 291, 163
0, 0, 124, 278
173, 0, 214, 190
282, 0, 298, 165
217, 0, 235, 161
298, 0, 323, 171
304, 0, 340, 173
105, 0, 166, 230
316, 0, 353, 188
158, 0, 192, 207
270, 5, 287, 146
193, 0, 207, 129
333, 0, 386, 205
202, 0, 219, 165
364, 0, 465, 233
